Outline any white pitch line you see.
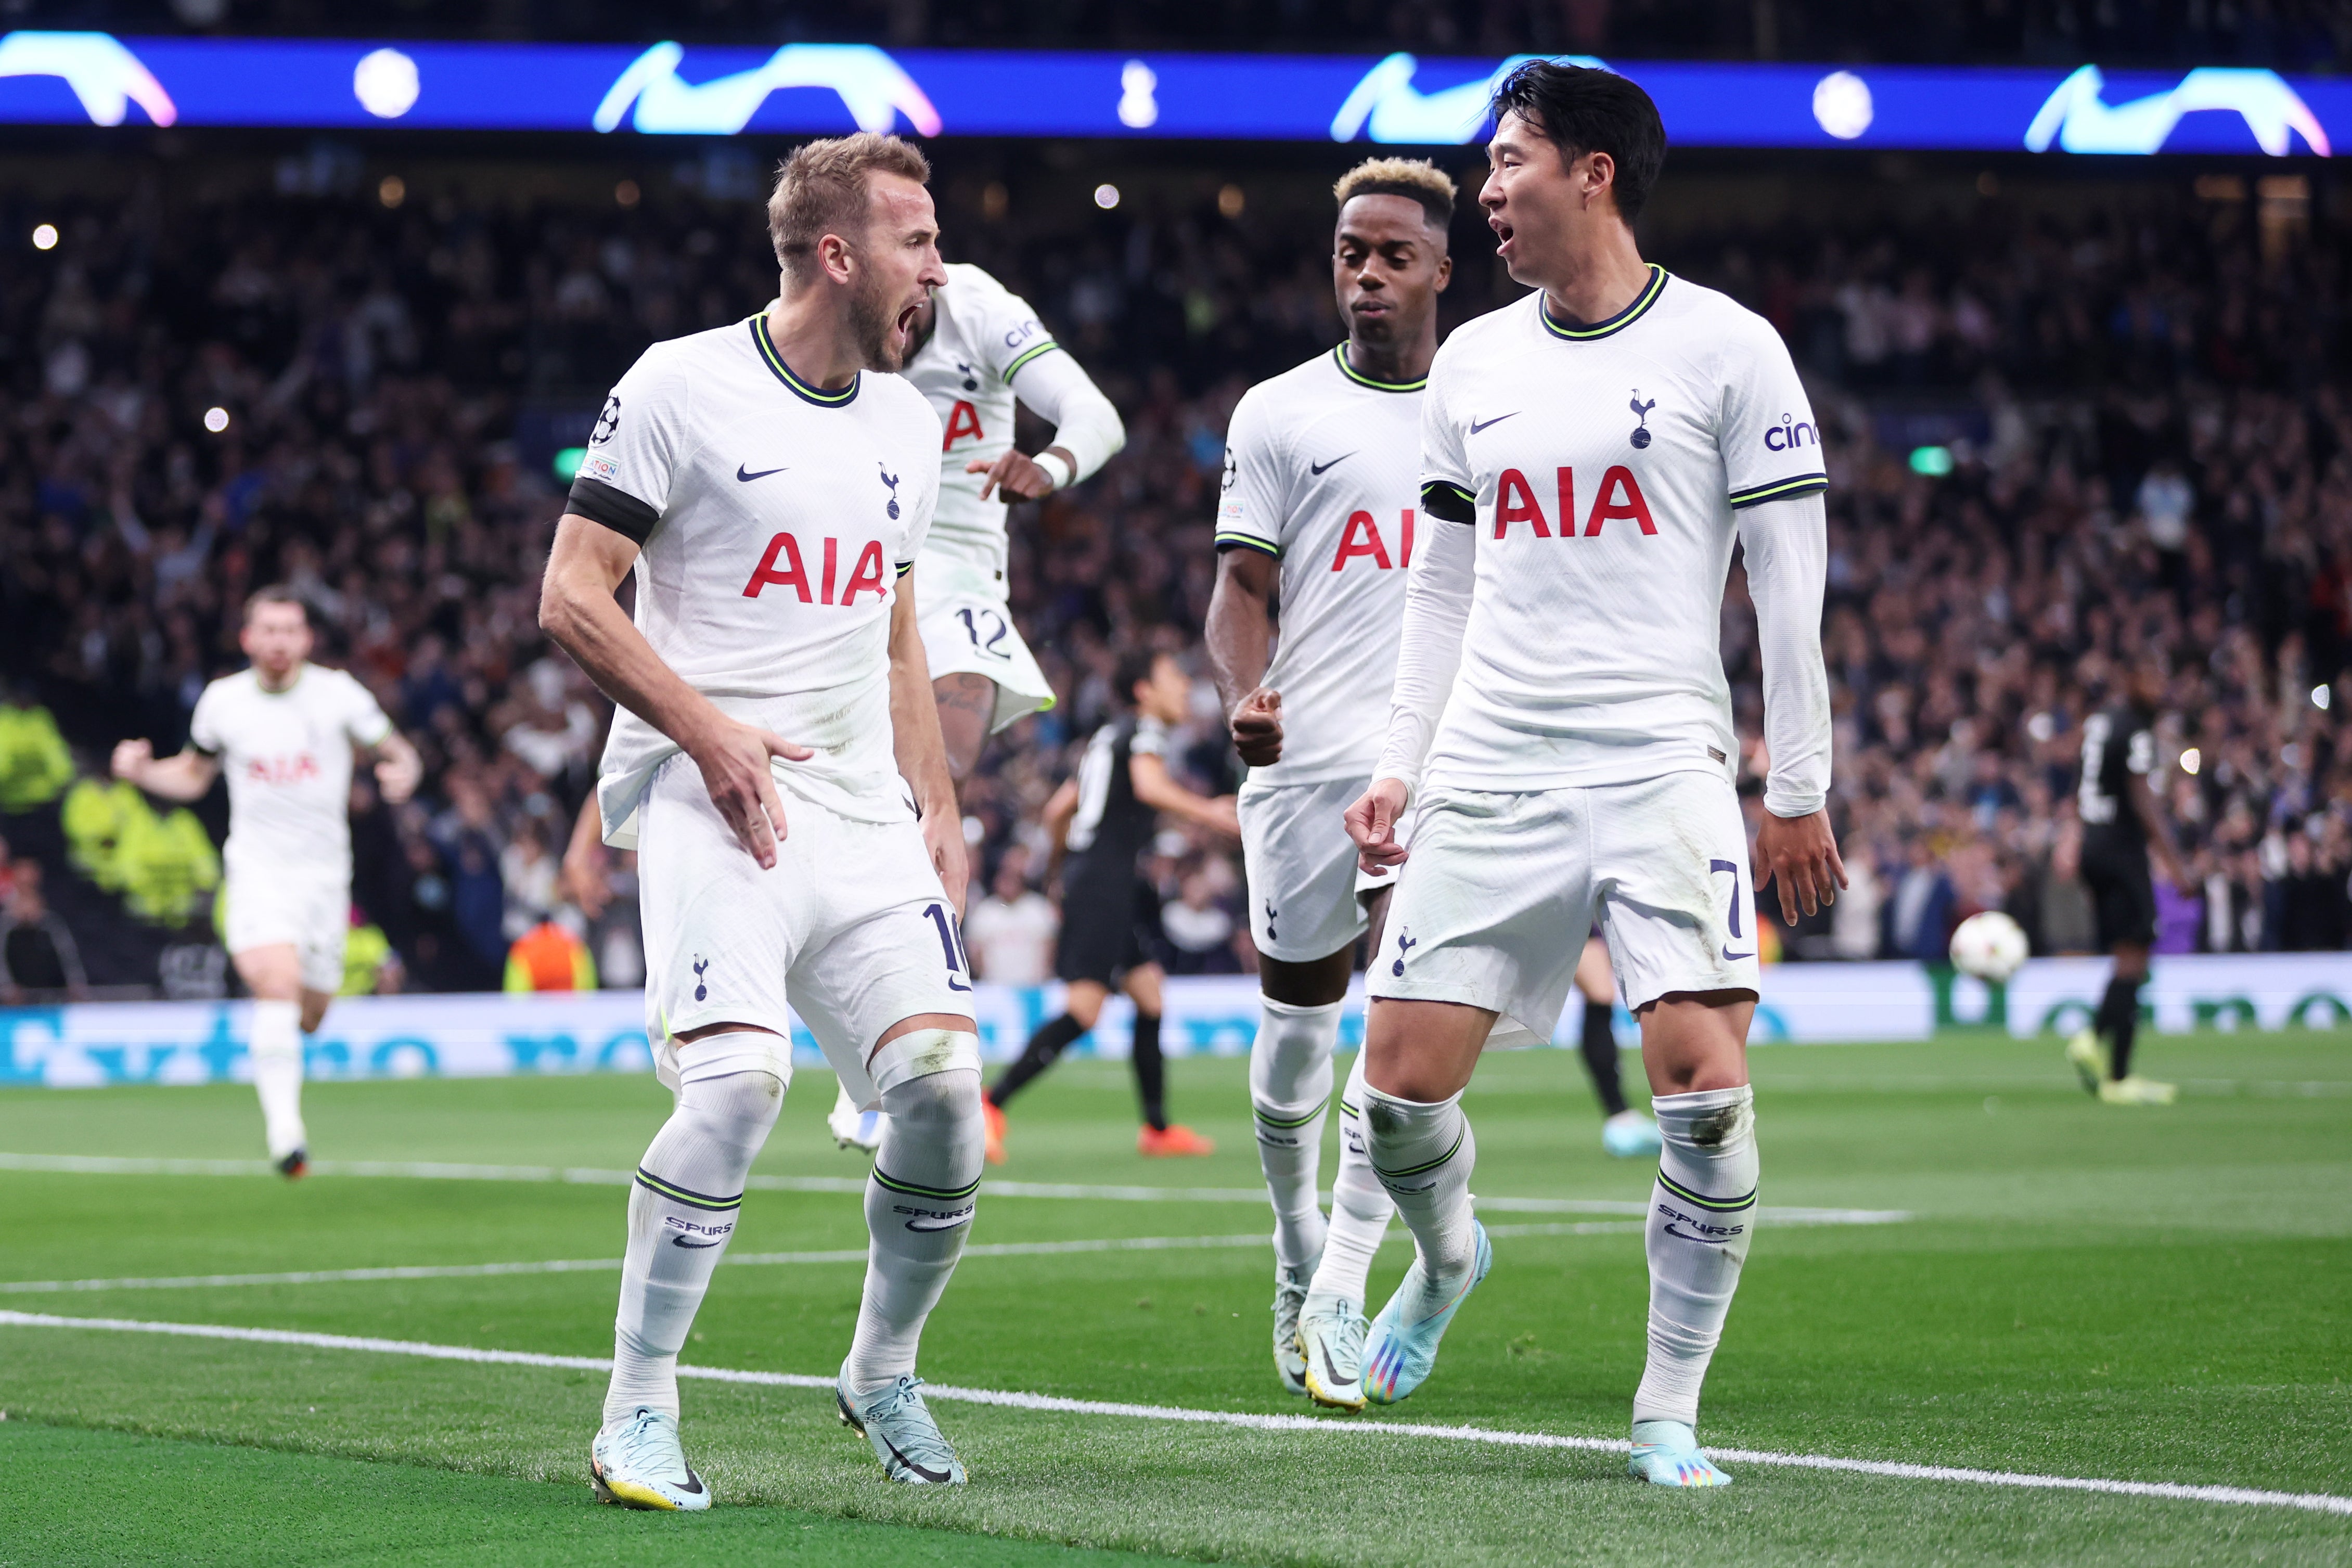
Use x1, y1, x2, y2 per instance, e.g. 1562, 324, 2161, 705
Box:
0, 1153, 1904, 1226
0, 1222, 1655, 1297
0, 1309, 2342, 1518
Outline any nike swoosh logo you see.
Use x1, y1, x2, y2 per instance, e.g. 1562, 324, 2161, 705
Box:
670, 1236, 723, 1249
1309, 453, 1355, 475
1663, 1225, 1731, 1244
880, 1432, 954, 1483
1723, 948, 1754, 961
1469, 413, 1517, 434
737, 464, 787, 482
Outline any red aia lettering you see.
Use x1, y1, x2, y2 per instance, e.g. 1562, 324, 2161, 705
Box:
1585, 465, 1656, 535
1401, 507, 1415, 568
743, 532, 814, 601
942, 400, 984, 449
1330, 510, 1394, 572
841, 540, 888, 605
743, 532, 890, 605
1494, 468, 1551, 538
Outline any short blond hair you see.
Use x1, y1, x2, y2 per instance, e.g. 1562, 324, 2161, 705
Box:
1332, 157, 1458, 231
768, 132, 932, 284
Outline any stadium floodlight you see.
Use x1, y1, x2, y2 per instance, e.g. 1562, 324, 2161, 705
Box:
202, 406, 229, 433
1812, 71, 1873, 140
1094, 183, 1120, 209
1908, 445, 1954, 477
31, 222, 56, 250
2025, 66, 2330, 156
592, 41, 941, 136
352, 47, 419, 119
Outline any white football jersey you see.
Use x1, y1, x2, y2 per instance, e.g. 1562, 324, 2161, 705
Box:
568, 314, 942, 844
1416, 267, 1826, 794
901, 263, 1060, 591
188, 663, 391, 879
1216, 345, 1424, 787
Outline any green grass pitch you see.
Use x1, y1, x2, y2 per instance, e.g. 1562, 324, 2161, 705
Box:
2, 1030, 2348, 1566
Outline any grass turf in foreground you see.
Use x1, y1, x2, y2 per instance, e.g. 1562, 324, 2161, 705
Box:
0, 1421, 1179, 1568
1, 1032, 2348, 1565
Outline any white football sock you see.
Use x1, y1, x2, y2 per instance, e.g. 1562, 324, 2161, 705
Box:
844, 1063, 984, 1394
1634, 1085, 1758, 1429
603, 1062, 783, 1428
249, 999, 306, 1160
1250, 996, 1340, 1275
1360, 1077, 1478, 1287
1305, 1051, 1392, 1317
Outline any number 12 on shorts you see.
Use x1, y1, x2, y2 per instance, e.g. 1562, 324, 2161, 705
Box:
923, 902, 974, 992
956, 607, 1010, 659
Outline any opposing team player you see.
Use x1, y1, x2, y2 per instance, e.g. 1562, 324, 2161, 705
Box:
1205, 157, 1454, 1406
539, 133, 984, 1504
823, 259, 1125, 1149
2065, 662, 2182, 1104
112, 588, 420, 1176
1344, 64, 1841, 1486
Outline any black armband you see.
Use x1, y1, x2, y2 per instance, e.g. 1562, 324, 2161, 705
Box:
565, 477, 659, 543
1420, 480, 1476, 524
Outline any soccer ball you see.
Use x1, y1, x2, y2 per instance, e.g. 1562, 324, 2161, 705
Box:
1948, 910, 2029, 983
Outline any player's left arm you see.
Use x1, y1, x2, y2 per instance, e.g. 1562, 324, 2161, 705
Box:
1723, 315, 1845, 922
359, 729, 422, 805
889, 579, 969, 914
2125, 737, 2187, 886
1739, 491, 1846, 921
968, 309, 1125, 502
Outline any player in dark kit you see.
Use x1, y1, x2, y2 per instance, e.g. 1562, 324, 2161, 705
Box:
983, 649, 1241, 1161
2067, 662, 2182, 1106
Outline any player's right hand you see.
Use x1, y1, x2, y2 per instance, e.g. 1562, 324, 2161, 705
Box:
688, 717, 813, 870
1228, 687, 1283, 768
1346, 778, 1411, 873
110, 738, 152, 782
561, 839, 612, 919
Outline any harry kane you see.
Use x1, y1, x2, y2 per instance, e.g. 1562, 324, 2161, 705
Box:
1344, 62, 1842, 1487
540, 133, 985, 1505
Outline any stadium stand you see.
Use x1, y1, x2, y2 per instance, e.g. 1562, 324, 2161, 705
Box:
5, 152, 2350, 989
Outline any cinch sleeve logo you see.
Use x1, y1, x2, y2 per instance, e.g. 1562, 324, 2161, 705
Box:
1763, 414, 1819, 452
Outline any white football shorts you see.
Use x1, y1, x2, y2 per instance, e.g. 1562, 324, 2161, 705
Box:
1367, 769, 1760, 1041
222, 865, 349, 994
635, 755, 978, 1109
1238, 774, 1397, 964
915, 574, 1056, 733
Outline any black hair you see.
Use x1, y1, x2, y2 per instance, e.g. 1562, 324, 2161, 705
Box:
1112, 648, 1161, 709
1487, 60, 1666, 223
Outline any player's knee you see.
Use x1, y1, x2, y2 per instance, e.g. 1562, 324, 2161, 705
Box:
869, 1026, 983, 1104
880, 1062, 982, 1137
680, 1068, 787, 1135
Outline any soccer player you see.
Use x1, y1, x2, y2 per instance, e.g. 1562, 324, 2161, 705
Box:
112, 588, 420, 1176
539, 133, 983, 1503
1574, 936, 1664, 1158
1343, 63, 1840, 1487
983, 649, 1236, 1162
904, 261, 1126, 779
820, 274, 1124, 1147
2065, 663, 2181, 1105
1205, 156, 1454, 1405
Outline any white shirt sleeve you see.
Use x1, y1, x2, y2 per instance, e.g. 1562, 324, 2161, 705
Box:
339, 670, 395, 748
1007, 338, 1126, 487
187, 680, 225, 757
1719, 312, 1828, 511
1372, 511, 1474, 797
565, 343, 695, 543
1212, 388, 1287, 560
1738, 490, 1832, 819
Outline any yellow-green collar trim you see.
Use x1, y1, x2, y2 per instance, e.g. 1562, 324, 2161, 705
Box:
1539, 265, 1667, 341
750, 315, 859, 407
1331, 343, 1426, 392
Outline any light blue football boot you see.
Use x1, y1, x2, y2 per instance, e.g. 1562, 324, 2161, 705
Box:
1360, 1220, 1492, 1405
1629, 1419, 1733, 1487
836, 1370, 968, 1484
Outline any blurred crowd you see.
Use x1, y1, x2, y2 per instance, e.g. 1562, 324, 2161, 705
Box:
4, 158, 2351, 993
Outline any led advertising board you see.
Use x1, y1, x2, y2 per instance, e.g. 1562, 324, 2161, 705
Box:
0, 32, 2338, 155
